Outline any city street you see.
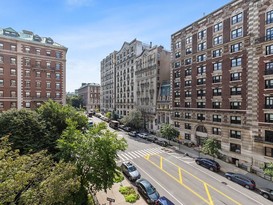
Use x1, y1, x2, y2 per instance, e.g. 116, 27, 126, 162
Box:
92, 117, 273, 204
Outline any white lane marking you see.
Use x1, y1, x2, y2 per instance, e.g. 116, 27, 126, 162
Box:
129, 151, 139, 158
123, 153, 133, 159
118, 155, 125, 161
167, 153, 264, 205
137, 149, 148, 156
134, 161, 184, 205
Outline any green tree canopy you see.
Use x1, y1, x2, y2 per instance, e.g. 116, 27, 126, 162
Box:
264, 162, 273, 177
66, 95, 84, 109
0, 109, 49, 154
121, 109, 143, 130
57, 120, 127, 193
105, 111, 111, 119
160, 124, 179, 143
201, 138, 220, 159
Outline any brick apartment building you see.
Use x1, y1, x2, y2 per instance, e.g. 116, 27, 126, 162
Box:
77, 83, 100, 112
0, 27, 67, 111
171, 0, 273, 170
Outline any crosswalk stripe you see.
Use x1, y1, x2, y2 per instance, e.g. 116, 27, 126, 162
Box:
117, 148, 166, 162
123, 153, 133, 159
129, 151, 139, 158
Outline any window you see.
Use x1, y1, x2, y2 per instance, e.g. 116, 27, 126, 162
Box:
46, 51, 51, 56
174, 91, 180, 97
212, 102, 221, 109
25, 91, 30, 97
185, 123, 191, 129
174, 121, 180, 128
185, 133, 191, 140
266, 45, 273, 55
0, 79, 3, 86
0, 56, 3, 63
197, 113, 205, 121
0, 90, 3, 97
11, 102, 16, 108
213, 49, 222, 57
231, 12, 243, 25
174, 61, 181, 68
230, 87, 241, 95
56, 73, 60, 80
36, 61, 41, 67
36, 92, 41, 98
231, 57, 242, 67
231, 28, 242, 39
197, 54, 206, 62
265, 79, 273, 88
25, 47, 30, 53
0, 102, 3, 108
185, 90, 192, 97
186, 48, 192, 55
197, 66, 206, 74
213, 62, 222, 71
10, 80, 16, 86
265, 130, 273, 143
212, 88, 222, 96
0, 68, 3, 75
174, 102, 180, 107
36, 49, 40, 55
0, 43, 3, 49
174, 112, 180, 117
230, 72, 241, 81
230, 116, 241, 124
265, 96, 273, 109
231, 42, 242, 52
56, 63, 61, 70
46, 72, 51, 78
230, 101, 241, 109
185, 68, 192, 76
56, 92, 60, 98
265, 62, 273, 75
46, 92, 51, 98
265, 114, 273, 123
25, 70, 30, 77
265, 147, 273, 157
198, 42, 206, 51
10, 91, 16, 97
213, 115, 221, 122
25, 102, 30, 108
10, 57, 16, 65
214, 22, 223, 32
197, 89, 205, 97
212, 127, 221, 135
10, 68, 16, 75
213, 75, 222, 83
185, 113, 191, 119
174, 71, 180, 78
25, 59, 30, 66
198, 30, 206, 39
175, 51, 181, 58
185, 102, 191, 108
56, 51, 61, 58
230, 130, 241, 139
56, 83, 60, 89
186, 36, 192, 44
197, 78, 206, 85
214, 36, 222, 45
230, 143, 241, 153
46, 82, 51, 88
11, 45, 16, 51
185, 58, 192, 65
266, 10, 273, 24
25, 81, 30, 88
46, 62, 51, 68
197, 102, 205, 108
175, 41, 181, 49
174, 82, 180, 88
36, 81, 41, 88
185, 80, 192, 86
36, 71, 41, 77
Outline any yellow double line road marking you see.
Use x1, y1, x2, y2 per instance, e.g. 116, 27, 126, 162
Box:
145, 154, 241, 205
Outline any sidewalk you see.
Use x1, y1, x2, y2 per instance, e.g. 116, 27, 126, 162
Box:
96, 178, 147, 205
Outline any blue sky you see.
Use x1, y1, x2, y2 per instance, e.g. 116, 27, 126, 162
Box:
0, 0, 231, 92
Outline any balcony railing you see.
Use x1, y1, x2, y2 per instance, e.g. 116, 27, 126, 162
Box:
265, 69, 273, 75
265, 104, 273, 109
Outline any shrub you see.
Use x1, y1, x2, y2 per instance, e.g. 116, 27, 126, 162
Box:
114, 170, 124, 183
119, 186, 139, 203
125, 193, 140, 203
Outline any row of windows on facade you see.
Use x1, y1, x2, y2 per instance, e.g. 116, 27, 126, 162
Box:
0, 56, 62, 70
117, 47, 134, 60
173, 113, 273, 123
174, 10, 273, 50
0, 80, 61, 89
0, 68, 61, 79
0, 43, 62, 58
0, 90, 61, 98
0, 101, 61, 109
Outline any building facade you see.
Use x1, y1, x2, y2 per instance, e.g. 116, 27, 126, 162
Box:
77, 83, 100, 112
135, 45, 171, 131
0, 27, 67, 111
100, 51, 116, 113
171, 0, 273, 170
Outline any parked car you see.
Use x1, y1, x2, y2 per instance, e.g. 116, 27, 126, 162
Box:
146, 135, 158, 143
155, 196, 175, 205
123, 126, 132, 132
156, 139, 168, 147
137, 133, 149, 139
259, 187, 273, 200
128, 131, 138, 137
136, 178, 160, 204
225, 172, 256, 189
121, 161, 141, 181
195, 158, 220, 172
88, 120, 93, 127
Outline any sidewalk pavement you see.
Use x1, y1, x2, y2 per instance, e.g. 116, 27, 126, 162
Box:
96, 178, 147, 205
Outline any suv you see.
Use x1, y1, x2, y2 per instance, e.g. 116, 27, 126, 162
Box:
121, 162, 141, 181
136, 178, 160, 204
225, 172, 256, 190
195, 158, 220, 172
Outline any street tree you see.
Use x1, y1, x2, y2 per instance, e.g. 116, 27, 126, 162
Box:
57, 120, 127, 193
0, 136, 82, 205
66, 95, 84, 109
201, 138, 220, 159
121, 109, 143, 130
264, 162, 273, 177
105, 111, 111, 119
0, 109, 49, 154
160, 124, 179, 144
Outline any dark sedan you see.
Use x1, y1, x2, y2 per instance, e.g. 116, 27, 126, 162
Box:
259, 187, 273, 200
225, 172, 256, 190
136, 178, 160, 204
195, 157, 220, 172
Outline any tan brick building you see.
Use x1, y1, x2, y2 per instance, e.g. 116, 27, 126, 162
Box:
77, 83, 100, 112
0, 27, 67, 111
171, 0, 273, 170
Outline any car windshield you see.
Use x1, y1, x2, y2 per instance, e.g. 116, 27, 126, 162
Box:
128, 166, 136, 172
146, 185, 156, 195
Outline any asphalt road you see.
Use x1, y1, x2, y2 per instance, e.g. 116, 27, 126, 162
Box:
91, 117, 273, 205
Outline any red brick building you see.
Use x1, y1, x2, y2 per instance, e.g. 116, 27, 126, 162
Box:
0, 27, 67, 111
171, 0, 273, 170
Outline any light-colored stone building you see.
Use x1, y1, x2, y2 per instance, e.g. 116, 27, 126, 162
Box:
77, 83, 100, 112
171, 0, 273, 171
135, 45, 171, 132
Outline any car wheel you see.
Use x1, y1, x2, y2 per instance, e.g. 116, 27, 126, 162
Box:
262, 193, 269, 199
196, 161, 200, 165
129, 176, 132, 181
209, 167, 214, 171
227, 176, 231, 180
245, 185, 250, 189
